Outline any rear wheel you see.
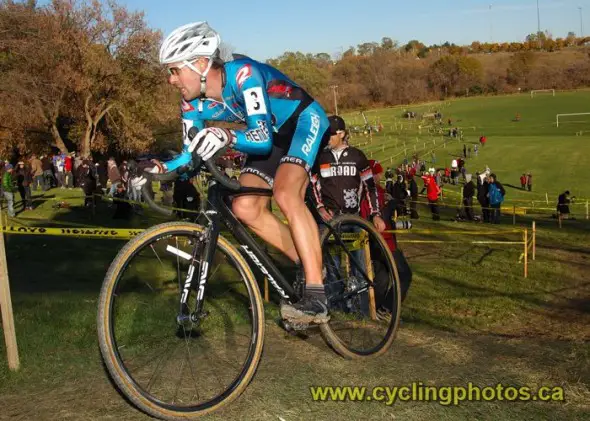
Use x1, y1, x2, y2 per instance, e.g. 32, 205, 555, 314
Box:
319, 214, 401, 359
97, 222, 265, 420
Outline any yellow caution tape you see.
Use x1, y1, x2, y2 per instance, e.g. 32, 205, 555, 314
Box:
1, 225, 143, 239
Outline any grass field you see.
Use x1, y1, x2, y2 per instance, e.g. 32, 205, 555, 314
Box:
347, 90, 590, 203
1, 91, 589, 421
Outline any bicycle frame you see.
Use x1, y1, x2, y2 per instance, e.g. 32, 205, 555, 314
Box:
197, 181, 299, 304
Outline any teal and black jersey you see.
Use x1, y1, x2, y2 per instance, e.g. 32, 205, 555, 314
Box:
165, 56, 330, 176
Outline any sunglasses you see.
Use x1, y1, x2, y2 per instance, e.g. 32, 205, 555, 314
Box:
166, 62, 189, 77
166, 59, 202, 77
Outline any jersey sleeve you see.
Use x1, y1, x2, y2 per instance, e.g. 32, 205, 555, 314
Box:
230, 63, 274, 156
164, 103, 206, 172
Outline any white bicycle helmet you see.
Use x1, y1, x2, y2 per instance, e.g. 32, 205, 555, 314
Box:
159, 21, 220, 64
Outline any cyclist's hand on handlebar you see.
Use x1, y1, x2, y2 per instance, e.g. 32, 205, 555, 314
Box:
187, 128, 233, 161
134, 159, 166, 188
147, 159, 166, 174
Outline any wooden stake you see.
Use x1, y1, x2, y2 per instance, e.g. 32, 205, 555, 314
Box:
0, 207, 20, 371
524, 229, 528, 278
264, 277, 269, 303
533, 221, 537, 260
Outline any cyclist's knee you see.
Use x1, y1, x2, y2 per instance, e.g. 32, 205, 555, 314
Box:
273, 185, 303, 215
232, 195, 266, 224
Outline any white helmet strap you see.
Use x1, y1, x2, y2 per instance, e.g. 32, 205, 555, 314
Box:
184, 59, 214, 111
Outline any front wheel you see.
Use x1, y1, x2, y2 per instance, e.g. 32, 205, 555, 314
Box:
319, 214, 402, 359
97, 222, 265, 420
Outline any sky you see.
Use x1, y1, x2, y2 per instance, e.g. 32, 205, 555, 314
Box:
41, 0, 590, 59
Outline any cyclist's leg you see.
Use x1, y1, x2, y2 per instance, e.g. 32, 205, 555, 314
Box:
273, 102, 329, 287
232, 146, 300, 263
273, 163, 322, 284
275, 103, 332, 322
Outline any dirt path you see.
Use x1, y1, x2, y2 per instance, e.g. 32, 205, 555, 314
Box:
2, 323, 588, 421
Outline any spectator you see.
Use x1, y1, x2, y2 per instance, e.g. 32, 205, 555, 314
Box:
53, 153, 65, 188
467, 146, 471, 158
2, 164, 16, 217
526, 173, 533, 192
462, 174, 475, 221
29, 154, 43, 191
473, 144, 479, 157
391, 174, 409, 217
119, 160, 129, 193
479, 135, 487, 147
310, 116, 386, 313
557, 191, 574, 219
487, 173, 506, 224
173, 177, 200, 220
421, 172, 441, 221
41, 155, 53, 191
77, 160, 96, 208
477, 175, 490, 223
408, 173, 419, 219
97, 160, 108, 192
431, 151, 436, 164
64, 152, 74, 189
463, 144, 467, 158
16, 161, 33, 211
309, 115, 384, 231
107, 157, 121, 196
74, 154, 83, 182
520, 173, 527, 190
444, 167, 451, 184
435, 170, 442, 187
360, 160, 413, 304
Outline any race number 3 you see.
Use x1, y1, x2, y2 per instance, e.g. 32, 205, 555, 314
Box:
244, 87, 267, 116
182, 119, 194, 146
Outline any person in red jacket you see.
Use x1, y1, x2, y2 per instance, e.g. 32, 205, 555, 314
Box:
520, 173, 527, 190
421, 172, 441, 220
64, 153, 74, 188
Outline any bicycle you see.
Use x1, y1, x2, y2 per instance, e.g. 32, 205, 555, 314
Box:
97, 143, 401, 420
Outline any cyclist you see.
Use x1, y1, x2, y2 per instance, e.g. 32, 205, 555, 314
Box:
153, 21, 331, 323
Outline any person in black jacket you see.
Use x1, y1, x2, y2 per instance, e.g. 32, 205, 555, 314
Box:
462, 174, 475, 221
77, 160, 97, 208
408, 174, 419, 219
391, 174, 409, 217
477, 174, 490, 223
557, 191, 573, 218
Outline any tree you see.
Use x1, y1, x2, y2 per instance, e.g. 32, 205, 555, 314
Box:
0, 1, 84, 153
357, 42, 379, 56
381, 37, 396, 50
65, 0, 168, 156
428, 55, 483, 96
507, 51, 538, 86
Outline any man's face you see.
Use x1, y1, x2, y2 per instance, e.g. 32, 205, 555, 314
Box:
166, 58, 208, 101
328, 131, 345, 150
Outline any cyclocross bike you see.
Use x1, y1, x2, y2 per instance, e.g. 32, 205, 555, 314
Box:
97, 143, 401, 420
